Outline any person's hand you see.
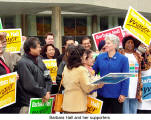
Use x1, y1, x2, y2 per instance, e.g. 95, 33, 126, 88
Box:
42, 92, 51, 103
97, 83, 104, 88
16, 74, 19, 80
118, 95, 125, 103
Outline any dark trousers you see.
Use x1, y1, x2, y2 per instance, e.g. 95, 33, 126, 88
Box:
0, 103, 21, 114
51, 85, 59, 94
137, 109, 151, 114
98, 96, 123, 114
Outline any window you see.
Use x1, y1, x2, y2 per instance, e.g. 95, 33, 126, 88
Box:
1, 16, 15, 29
100, 16, 108, 31
76, 17, 87, 36
36, 16, 51, 36
64, 17, 87, 36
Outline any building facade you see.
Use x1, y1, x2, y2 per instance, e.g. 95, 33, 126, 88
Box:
0, 0, 151, 51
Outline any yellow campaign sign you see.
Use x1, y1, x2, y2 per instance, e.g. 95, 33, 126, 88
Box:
123, 7, 151, 46
43, 59, 58, 84
0, 29, 22, 53
87, 96, 103, 114
0, 72, 17, 109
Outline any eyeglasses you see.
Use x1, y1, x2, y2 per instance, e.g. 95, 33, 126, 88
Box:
83, 43, 91, 45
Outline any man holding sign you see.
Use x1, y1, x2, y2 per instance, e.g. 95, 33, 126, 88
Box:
119, 35, 142, 114
0, 32, 20, 72
0, 33, 20, 113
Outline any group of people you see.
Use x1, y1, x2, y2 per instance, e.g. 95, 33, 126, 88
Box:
0, 30, 151, 114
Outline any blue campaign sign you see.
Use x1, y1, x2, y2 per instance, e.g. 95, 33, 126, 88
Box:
92, 73, 134, 84
142, 76, 151, 100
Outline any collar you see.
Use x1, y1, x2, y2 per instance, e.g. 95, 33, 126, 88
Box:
24, 53, 38, 64
104, 51, 119, 60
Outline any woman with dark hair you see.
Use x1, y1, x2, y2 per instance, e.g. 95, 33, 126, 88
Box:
56, 45, 75, 87
83, 49, 101, 98
119, 35, 142, 114
83, 49, 95, 75
62, 45, 104, 113
41, 44, 56, 59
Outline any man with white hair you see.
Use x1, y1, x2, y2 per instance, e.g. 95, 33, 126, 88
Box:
93, 34, 129, 113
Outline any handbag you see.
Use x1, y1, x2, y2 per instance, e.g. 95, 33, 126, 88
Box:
54, 78, 64, 112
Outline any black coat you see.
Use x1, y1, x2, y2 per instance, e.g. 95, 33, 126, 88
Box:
17, 54, 52, 106
57, 54, 64, 67
0, 57, 20, 113
56, 61, 66, 93
54, 47, 60, 58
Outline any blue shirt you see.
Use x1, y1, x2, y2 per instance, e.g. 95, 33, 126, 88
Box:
93, 52, 129, 98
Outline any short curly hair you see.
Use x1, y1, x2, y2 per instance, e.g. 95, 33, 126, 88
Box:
105, 34, 120, 49
122, 35, 140, 49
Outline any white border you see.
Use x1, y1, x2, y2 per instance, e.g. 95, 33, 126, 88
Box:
42, 59, 57, 62
0, 72, 17, 109
92, 26, 124, 50
29, 97, 54, 114
0, 18, 3, 29
0, 28, 22, 53
92, 73, 135, 84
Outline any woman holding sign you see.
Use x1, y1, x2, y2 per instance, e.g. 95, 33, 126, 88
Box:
120, 35, 142, 114
137, 43, 151, 113
93, 34, 129, 114
62, 45, 104, 113
41, 44, 56, 59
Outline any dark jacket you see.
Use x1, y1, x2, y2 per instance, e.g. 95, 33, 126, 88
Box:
17, 54, 52, 106
56, 61, 66, 93
54, 47, 60, 58
57, 54, 64, 67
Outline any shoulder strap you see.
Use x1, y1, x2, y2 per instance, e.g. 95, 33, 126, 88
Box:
58, 76, 63, 93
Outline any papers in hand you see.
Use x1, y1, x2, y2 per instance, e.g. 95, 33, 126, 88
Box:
92, 73, 135, 84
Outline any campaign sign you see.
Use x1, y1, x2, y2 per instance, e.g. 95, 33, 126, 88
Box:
0, 72, 17, 109
29, 98, 54, 114
0, 29, 22, 53
92, 73, 134, 84
43, 59, 58, 84
123, 7, 151, 46
87, 96, 103, 114
142, 76, 151, 100
92, 26, 124, 49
